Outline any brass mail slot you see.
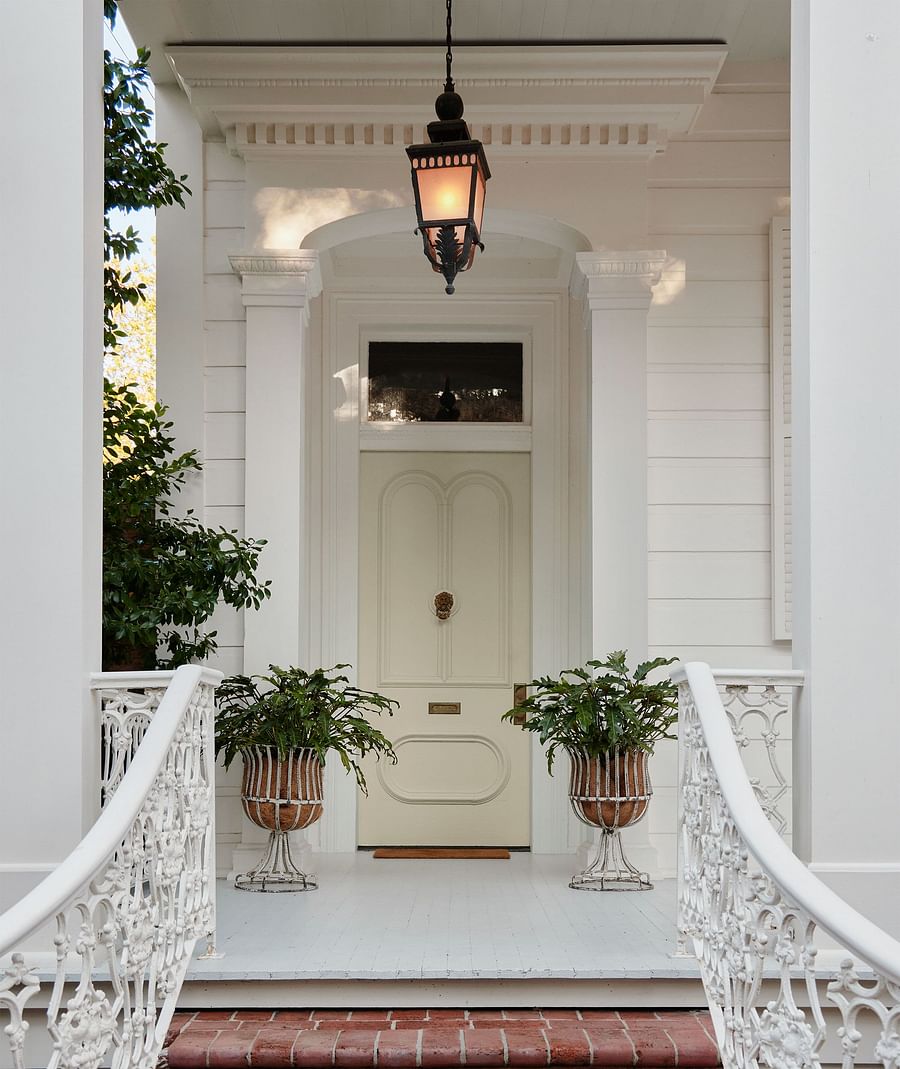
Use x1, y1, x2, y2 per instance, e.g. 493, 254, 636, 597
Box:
428, 701, 461, 715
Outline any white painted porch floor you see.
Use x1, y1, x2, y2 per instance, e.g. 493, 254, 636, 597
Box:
188, 853, 698, 982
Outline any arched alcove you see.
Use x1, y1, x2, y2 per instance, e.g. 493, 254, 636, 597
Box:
300, 206, 592, 292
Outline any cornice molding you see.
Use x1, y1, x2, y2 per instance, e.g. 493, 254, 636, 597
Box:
167, 44, 727, 87
167, 44, 727, 151
186, 76, 713, 90
229, 251, 322, 303
571, 251, 667, 302
229, 252, 320, 276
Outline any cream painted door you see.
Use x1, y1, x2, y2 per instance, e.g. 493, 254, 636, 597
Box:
358, 452, 531, 846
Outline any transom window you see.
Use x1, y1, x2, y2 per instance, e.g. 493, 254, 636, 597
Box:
367, 341, 524, 423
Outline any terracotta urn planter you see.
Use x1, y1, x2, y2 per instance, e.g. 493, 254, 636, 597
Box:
567, 748, 653, 891
235, 746, 324, 892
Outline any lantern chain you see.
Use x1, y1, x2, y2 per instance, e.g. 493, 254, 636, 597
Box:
445, 0, 454, 92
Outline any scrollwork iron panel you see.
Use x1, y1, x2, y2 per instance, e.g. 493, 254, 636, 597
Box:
0, 673, 218, 1069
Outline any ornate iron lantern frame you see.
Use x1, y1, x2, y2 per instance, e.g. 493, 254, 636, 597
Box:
406, 0, 491, 294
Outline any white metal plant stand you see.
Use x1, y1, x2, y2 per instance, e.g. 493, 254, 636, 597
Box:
568, 749, 653, 891
234, 747, 324, 893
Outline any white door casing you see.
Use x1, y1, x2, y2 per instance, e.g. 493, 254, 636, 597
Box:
315, 294, 574, 854
358, 453, 532, 846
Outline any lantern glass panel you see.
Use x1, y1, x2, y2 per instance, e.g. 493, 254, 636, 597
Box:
472, 165, 486, 236
415, 158, 475, 224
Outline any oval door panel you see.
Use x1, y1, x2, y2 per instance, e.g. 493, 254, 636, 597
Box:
377, 734, 511, 805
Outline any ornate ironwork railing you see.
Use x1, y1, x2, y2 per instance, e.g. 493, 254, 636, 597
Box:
95, 672, 177, 802
674, 662, 900, 1069
708, 670, 803, 842
0, 665, 221, 1069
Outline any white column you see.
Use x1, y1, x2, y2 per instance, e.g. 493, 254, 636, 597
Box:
0, 0, 103, 910
156, 86, 205, 515
227, 251, 320, 876
791, 2, 900, 933
573, 252, 666, 875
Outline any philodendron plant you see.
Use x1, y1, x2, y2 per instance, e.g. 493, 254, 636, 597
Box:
215, 665, 398, 792
502, 651, 679, 773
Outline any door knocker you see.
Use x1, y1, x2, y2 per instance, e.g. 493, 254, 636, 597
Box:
433, 591, 454, 621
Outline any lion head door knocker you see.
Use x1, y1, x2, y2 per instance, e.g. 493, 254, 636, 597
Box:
433, 591, 454, 621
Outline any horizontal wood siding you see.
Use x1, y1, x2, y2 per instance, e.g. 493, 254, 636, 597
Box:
646, 66, 791, 875
203, 141, 247, 875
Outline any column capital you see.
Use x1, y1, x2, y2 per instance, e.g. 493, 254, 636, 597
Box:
571, 250, 667, 308
229, 249, 322, 307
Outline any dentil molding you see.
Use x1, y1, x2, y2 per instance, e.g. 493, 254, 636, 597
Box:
228, 120, 667, 160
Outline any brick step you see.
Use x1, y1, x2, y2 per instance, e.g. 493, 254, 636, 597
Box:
164, 1009, 720, 1068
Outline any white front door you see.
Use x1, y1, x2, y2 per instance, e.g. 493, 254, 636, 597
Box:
358, 452, 532, 847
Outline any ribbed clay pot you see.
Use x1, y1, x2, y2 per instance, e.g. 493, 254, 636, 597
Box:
240, 746, 324, 833
568, 749, 652, 830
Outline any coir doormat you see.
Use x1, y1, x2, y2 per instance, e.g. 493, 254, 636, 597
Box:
371, 847, 511, 859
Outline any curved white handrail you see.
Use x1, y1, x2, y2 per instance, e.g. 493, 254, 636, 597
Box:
0, 664, 221, 955
676, 660, 900, 982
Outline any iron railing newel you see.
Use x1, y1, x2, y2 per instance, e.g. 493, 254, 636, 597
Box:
0, 666, 222, 1069
674, 661, 900, 1069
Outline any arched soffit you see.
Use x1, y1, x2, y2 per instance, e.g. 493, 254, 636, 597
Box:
300, 206, 593, 257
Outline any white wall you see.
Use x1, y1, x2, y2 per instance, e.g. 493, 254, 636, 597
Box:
0, 0, 104, 909
643, 60, 792, 874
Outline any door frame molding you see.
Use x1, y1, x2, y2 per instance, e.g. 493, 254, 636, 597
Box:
314, 292, 578, 853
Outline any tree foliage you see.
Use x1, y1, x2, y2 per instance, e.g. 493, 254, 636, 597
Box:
103, 2, 188, 352
103, 381, 272, 670
105, 246, 155, 404
101, 5, 272, 670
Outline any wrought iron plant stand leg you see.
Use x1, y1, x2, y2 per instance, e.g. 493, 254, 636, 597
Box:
568, 748, 653, 891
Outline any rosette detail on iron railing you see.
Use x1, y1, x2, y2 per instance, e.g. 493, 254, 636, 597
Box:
674, 662, 900, 1069
0, 665, 221, 1069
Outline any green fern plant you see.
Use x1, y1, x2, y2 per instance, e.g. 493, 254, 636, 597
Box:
215, 665, 398, 793
502, 651, 678, 773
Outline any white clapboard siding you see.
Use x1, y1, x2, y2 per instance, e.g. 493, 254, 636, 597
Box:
770, 217, 792, 639
202, 160, 248, 873
205, 321, 246, 367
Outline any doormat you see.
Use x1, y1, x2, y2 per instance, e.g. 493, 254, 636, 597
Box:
372, 847, 511, 859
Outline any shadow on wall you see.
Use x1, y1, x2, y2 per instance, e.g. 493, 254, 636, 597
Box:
254, 187, 409, 248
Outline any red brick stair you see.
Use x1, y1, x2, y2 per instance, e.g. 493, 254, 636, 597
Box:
164, 1009, 720, 1067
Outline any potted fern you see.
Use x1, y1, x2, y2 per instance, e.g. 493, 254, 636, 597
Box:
503, 651, 677, 891
216, 665, 397, 892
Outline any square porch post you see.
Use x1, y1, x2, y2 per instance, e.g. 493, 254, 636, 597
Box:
572, 252, 666, 875
227, 251, 323, 874
792, 0, 900, 933
0, 0, 104, 910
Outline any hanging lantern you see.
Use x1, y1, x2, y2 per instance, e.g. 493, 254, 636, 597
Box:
407, 0, 490, 294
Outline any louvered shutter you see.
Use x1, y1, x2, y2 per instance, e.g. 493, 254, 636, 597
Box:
770, 217, 792, 640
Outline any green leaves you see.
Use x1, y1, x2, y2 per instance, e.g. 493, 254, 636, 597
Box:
214, 665, 399, 793
103, 11, 190, 351
102, 381, 272, 669
501, 651, 679, 774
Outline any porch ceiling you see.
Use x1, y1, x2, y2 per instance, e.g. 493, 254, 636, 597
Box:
119, 0, 790, 86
